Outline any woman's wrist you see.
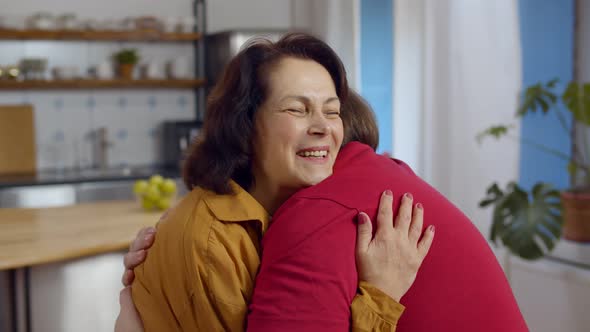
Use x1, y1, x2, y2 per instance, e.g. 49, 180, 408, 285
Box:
359, 279, 402, 302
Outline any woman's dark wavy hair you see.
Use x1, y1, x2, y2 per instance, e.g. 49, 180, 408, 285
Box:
183, 32, 378, 194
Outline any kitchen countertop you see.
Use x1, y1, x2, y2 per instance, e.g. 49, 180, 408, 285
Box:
0, 165, 180, 188
0, 200, 162, 270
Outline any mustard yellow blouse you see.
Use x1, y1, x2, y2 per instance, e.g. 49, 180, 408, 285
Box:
132, 181, 404, 331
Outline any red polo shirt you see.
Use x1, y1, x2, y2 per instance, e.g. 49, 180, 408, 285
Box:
248, 142, 527, 331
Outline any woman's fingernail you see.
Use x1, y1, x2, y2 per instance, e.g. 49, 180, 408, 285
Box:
429, 225, 435, 233
146, 228, 156, 234
416, 203, 423, 210
405, 193, 413, 200
145, 234, 154, 242
384, 190, 393, 197
357, 213, 367, 224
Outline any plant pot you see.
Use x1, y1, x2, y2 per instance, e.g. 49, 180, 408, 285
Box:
117, 63, 135, 80
561, 191, 590, 242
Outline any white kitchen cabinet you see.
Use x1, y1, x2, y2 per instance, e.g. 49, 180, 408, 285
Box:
29, 252, 124, 332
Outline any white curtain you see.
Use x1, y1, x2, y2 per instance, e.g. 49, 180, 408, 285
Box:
393, 0, 523, 237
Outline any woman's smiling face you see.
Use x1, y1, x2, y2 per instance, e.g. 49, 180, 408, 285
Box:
252, 56, 344, 194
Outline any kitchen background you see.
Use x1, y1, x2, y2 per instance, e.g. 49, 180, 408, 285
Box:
0, 0, 589, 332
0, 0, 360, 173
0, 1, 201, 171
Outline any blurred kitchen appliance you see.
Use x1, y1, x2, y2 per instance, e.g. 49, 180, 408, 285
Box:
0, 105, 36, 175
206, 30, 287, 86
19, 58, 48, 80
90, 127, 112, 170
162, 120, 202, 170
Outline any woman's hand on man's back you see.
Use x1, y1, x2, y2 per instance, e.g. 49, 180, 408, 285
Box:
121, 207, 171, 286
115, 208, 169, 332
122, 226, 156, 286
355, 190, 435, 302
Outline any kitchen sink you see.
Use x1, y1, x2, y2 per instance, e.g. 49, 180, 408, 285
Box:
0, 164, 186, 209
0, 181, 134, 208
0, 178, 186, 209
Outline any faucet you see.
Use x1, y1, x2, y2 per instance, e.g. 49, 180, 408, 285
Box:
92, 127, 113, 169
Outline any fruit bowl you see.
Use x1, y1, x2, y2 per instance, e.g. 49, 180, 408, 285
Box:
133, 175, 178, 211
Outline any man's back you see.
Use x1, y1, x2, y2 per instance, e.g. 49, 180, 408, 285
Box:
253, 142, 527, 331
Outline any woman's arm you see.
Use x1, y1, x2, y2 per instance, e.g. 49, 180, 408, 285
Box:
115, 287, 144, 332
115, 226, 155, 332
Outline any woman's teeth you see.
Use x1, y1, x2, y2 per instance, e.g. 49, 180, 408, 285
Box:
298, 150, 328, 158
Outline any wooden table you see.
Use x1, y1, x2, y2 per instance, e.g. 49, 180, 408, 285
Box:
0, 201, 162, 332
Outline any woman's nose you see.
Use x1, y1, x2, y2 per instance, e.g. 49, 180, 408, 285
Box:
307, 111, 331, 136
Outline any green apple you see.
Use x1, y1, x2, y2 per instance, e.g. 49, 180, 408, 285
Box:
133, 180, 149, 195
149, 174, 164, 187
142, 197, 156, 211
156, 197, 171, 210
144, 185, 160, 201
160, 179, 177, 196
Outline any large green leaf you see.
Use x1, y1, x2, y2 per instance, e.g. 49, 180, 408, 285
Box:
479, 182, 563, 260
517, 81, 559, 117
562, 82, 590, 126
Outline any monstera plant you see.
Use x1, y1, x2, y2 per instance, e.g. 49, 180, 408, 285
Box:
478, 79, 590, 260
478, 182, 562, 260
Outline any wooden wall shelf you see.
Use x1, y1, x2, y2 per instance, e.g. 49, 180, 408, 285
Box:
0, 79, 206, 90
0, 29, 202, 42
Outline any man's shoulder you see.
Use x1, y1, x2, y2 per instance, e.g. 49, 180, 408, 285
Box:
294, 157, 412, 210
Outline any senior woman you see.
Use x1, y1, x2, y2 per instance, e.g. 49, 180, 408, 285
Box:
123, 33, 434, 332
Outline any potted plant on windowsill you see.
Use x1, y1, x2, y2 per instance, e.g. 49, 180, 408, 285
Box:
113, 49, 140, 80
477, 79, 590, 260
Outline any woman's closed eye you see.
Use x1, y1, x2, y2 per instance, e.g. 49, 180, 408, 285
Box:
286, 108, 307, 116
324, 109, 341, 118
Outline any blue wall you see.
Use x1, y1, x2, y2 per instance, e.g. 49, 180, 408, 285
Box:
360, 0, 394, 154
518, 0, 574, 190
